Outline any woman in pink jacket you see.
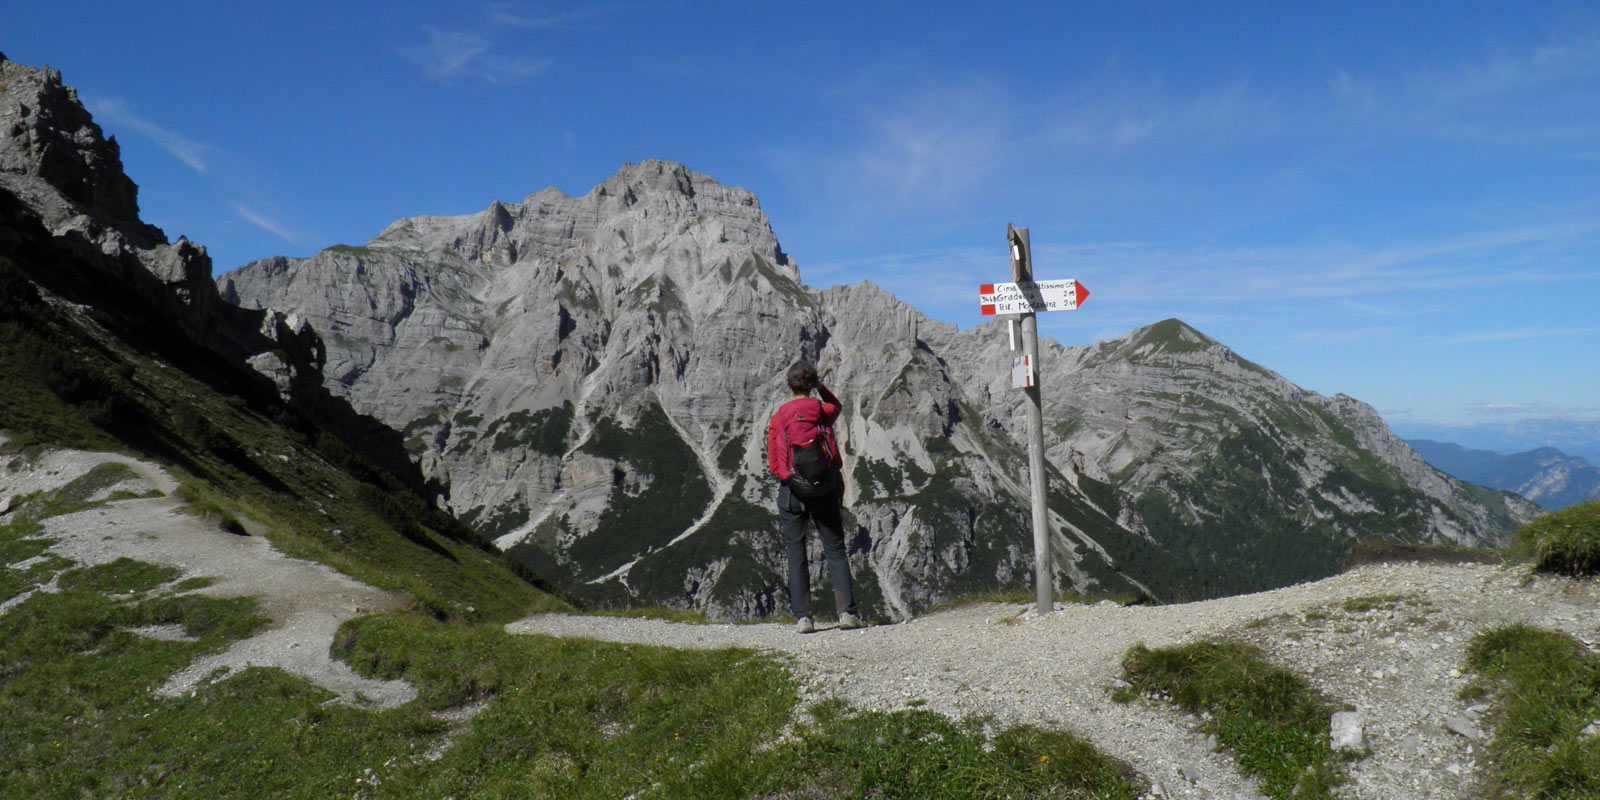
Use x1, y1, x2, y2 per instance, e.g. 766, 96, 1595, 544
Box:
766, 361, 860, 633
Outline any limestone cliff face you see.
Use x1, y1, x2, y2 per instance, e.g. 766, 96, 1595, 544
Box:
222, 161, 1155, 619
938, 319, 1541, 597
0, 55, 216, 338
221, 161, 1539, 617
0, 54, 422, 489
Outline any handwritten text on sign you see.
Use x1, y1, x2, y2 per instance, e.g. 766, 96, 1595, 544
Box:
979, 280, 1090, 316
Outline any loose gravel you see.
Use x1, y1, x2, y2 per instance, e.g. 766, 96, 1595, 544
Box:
510, 563, 1600, 799
10, 440, 1599, 797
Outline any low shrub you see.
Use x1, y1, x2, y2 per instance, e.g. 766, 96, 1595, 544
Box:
1465, 624, 1600, 799
1513, 501, 1600, 576
1121, 640, 1353, 800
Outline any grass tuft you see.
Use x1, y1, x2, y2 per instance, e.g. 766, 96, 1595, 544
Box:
3, 531, 1149, 799
1513, 501, 1600, 576
1464, 624, 1600, 799
1121, 640, 1353, 799
1341, 540, 1502, 570
175, 482, 250, 535
58, 557, 182, 594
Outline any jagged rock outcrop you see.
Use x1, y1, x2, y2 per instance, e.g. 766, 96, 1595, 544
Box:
221, 160, 1539, 617
0, 54, 423, 490
0, 55, 218, 338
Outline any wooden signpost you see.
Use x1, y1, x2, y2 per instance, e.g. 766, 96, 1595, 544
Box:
986, 224, 1090, 615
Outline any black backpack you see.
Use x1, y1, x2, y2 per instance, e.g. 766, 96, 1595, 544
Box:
784, 420, 841, 499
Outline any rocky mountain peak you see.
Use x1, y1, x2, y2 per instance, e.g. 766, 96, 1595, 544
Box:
1122, 318, 1220, 357
0, 55, 219, 327
0, 56, 428, 491
222, 158, 1540, 618
0, 53, 154, 240
595, 158, 700, 201
363, 160, 794, 287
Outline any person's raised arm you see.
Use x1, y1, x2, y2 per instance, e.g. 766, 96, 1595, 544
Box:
816, 381, 841, 424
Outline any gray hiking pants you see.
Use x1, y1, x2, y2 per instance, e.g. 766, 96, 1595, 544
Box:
777, 483, 856, 618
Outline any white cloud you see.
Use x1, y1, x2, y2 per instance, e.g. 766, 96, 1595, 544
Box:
229, 202, 298, 243
1326, 27, 1600, 147
1291, 326, 1403, 344
399, 3, 599, 85
1030, 222, 1600, 308
485, 3, 616, 30
87, 98, 210, 174
1462, 402, 1600, 419
1439, 327, 1600, 346
402, 26, 554, 84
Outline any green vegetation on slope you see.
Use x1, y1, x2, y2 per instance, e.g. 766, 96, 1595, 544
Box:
1119, 640, 1354, 800
2, 481, 1145, 799
1132, 426, 1405, 601
563, 403, 714, 588
488, 402, 574, 456
1465, 625, 1600, 799
0, 256, 562, 623
1514, 501, 1600, 576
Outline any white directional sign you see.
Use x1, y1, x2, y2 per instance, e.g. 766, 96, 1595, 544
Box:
979, 279, 1089, 316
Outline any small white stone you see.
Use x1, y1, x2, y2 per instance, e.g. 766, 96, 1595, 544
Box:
1331, 711, 1365, 749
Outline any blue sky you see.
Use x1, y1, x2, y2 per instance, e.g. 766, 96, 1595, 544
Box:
9, 1, 1600, 435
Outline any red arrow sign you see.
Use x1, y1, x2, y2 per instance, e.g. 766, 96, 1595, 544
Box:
979, 280, 1090, 315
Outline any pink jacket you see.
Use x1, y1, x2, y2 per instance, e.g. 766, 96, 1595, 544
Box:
766, 386, 841, 480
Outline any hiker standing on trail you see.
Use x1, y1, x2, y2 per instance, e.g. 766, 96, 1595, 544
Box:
767, 361, 861, 634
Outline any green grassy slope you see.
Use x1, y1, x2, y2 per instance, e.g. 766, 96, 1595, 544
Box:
1, 468, 1145, 799
0, 254, 563, 623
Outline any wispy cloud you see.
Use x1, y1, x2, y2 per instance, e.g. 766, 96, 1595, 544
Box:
1031, 221, 1600, 309
485, 2, 617, 30
87, 98, 210, 173
1326, 27, 1600, 147
228, 202, 299, 244
1463, 402, 1600, 419
1291, 326, 1403, 344
399, 3, 603, 84
792, 69, 1013, 217
1439, 326, 1600, 346
402, 26, 553, 84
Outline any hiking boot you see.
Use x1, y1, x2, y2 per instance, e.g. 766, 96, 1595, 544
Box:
795, 616, 815, 634
838, 612, 863, 630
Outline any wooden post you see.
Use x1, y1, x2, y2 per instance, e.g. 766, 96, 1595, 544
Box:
1008, 224, 1052, 615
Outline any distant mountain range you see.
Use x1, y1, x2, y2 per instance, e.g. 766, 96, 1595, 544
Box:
0, 53, 1544, 623
219, 158, 1540, 619
1394, 420, 1600, 469
1406, 440, 1600, 511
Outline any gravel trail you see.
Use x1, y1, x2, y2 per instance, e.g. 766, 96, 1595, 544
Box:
11, 440, 1598, 796
1, 442, 415, 708
509, 563, 1600, 799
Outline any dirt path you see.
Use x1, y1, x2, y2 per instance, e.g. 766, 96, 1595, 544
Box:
10, 439, 1599, 797
509, 563, 1600, 799
0, 441, 415, 708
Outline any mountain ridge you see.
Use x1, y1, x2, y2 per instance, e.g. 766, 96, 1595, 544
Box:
1408, 438, 1600, 511
220, 159, 1540, 618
